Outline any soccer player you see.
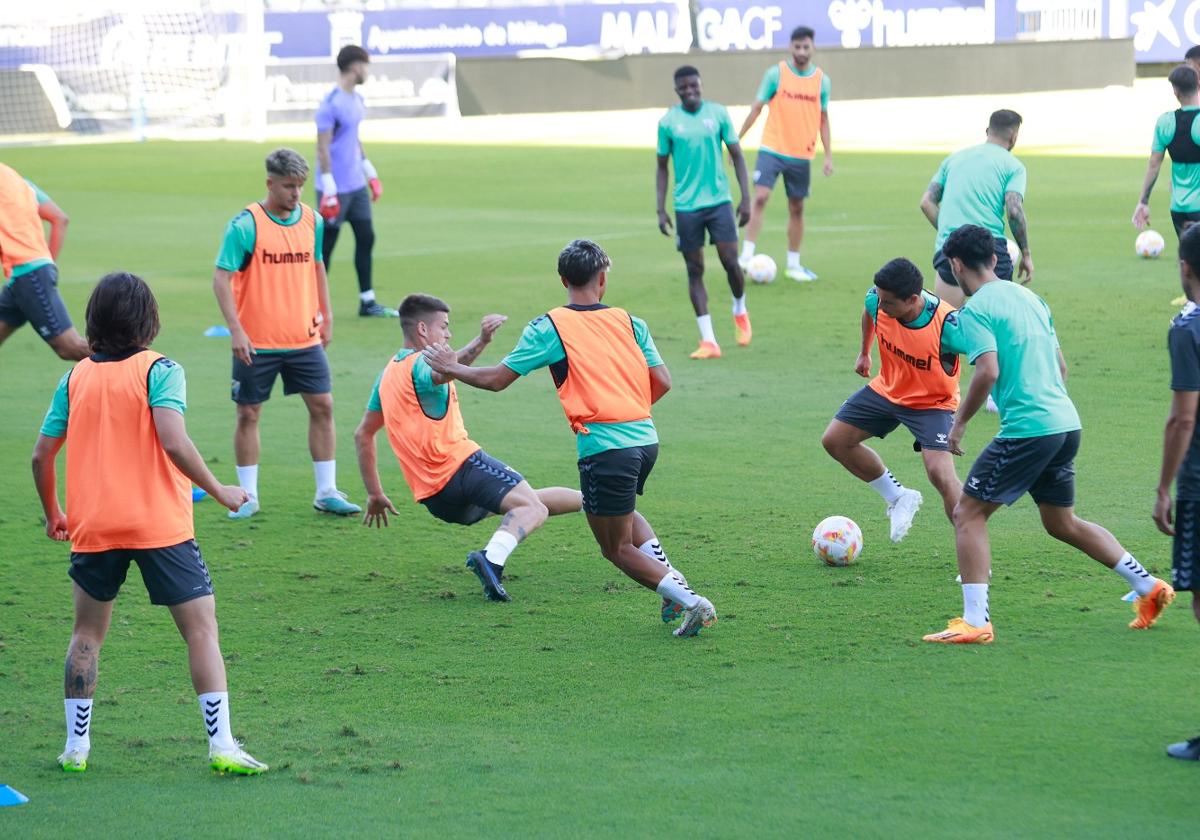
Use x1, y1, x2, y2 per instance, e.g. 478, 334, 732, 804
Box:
924, 225, 1174, 645
1154, 223, 1200, 761
422, 240, 717, 636
919, 110, 1031, 308
737, 25, 832, 282
821, 258, 961, 541
316, 44, 394, 318
212, 148, 361, 520
31, 271, 267, 775
656, 65, 752, 359
1133, 66, 1200, 240
0, 163, 88, 360
354, 294, 583, 601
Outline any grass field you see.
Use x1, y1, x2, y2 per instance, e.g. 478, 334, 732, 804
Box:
0, 141, 1196, 837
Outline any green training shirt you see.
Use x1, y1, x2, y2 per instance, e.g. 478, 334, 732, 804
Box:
1153, 107, 1200, 213
41, 356, 187, 438
657, 100, 738, 213
367, 349, 450, 419
932, 142, 1026, 250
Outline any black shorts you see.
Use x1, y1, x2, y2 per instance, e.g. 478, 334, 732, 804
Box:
933, 236, 1013, 288
69, 539, 213, 606
578, 444, 658, 517
1173, 498, 1200, 592
421, 449, 523, 525
963, 429, 1081, 507
1171, 210, 1200, 238
231, 344, 331, 404
834, 386, 955, 451
753, 151, 810, 199
676, 202, 738, 252
316, 186, 372, 228
0, 264, 73, 340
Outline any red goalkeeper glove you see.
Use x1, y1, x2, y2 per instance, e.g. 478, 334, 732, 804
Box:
363, 159, 382, 201
319, 173, 340, 222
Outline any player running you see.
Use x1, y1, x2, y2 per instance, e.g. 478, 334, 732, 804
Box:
1154, 224, 1200, 761
0, 163, 88, 360
354, 294, 583, 601
31, 271, 267, 775
924, 225, 1174, 645
316, 44, 394, 318
212, 148, 361, 520
919, 109, 1031, 308
1133, 66, 1200, 240
656, 65, 752, 359
737, 25, 832, 282
422, 240, 716, 636
821, 258, 961, 541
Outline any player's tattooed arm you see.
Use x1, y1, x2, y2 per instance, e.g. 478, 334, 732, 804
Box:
1134, 151, 1165, 229
1005, 192, 1030, 254
919, 182, 942, 229
456, 314, 508, 366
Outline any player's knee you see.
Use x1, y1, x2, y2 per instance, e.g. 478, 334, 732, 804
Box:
788, 200, 804, 218
951, 501, 980, 530
235, 404, 262, 426
753, 194, 770, 211
305, 396, 334, 421
820, 429, 845, 458
52, 335, 88, 361
1042, 513, 1077, 543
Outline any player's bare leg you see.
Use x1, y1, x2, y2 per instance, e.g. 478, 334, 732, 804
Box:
823, 419, 923, 541
535, 486, 583, 515
920, 448, 962, 521
684, 249, 720, 359
0, 321, 16, 348
716, 241, 751, 346
785, 196, 816, 281
740, 185, 773, 266
302, 391, 358, 515
48, 328, 90, 361
935, 277, 965, 309
59, 584, 114, 771
468, 481, 549, 602
924, 495, 998, 644
631, 510, 689, 623
230, 402, 263, 518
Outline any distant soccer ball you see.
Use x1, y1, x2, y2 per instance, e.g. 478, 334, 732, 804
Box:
812, 515, 863, 567
1136, 230, 1165, 259
746, 254, 777, 284
1006, 238, 1021, 265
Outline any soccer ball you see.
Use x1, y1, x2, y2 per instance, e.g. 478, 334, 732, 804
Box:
746, 254, 777, 284
1005, 238, 1021, 265
812, 515, 863, 567
1136, 230, 1165, 259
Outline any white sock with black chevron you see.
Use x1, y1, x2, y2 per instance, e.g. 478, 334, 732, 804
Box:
64, 698, 92, 753
638, 539, 673, 572
199, 692, 236, 751
656, 571, 700, 610
1114, 553, 1156, 597
868, 469, 904, 505
962, 583, 990, 627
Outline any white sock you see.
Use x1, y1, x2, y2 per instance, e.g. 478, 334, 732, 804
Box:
64, 698, 92, 752
696, 314, 716, 344
868, 470, 904, 505
1114, 553, 1156, 596
962, 583, 990, 627
740, 240, 755, 260
656, 571, 701, 610
359, 289, 376, 304
313, 460, 337, 498
484, 530, 519, 568
200, 691, 236, 751
787, 250, 801, 270
235, 464, 258, 500
731, 295, 747, 316
639, 538, 672, 570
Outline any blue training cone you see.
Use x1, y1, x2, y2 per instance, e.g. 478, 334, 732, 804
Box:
192, 487, 208, 502
0, 784, 29, 806
203, 325, 231, 338
1121, 590, 1138, 602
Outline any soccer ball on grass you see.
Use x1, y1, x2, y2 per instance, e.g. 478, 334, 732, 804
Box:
746, 254, 777, 284
812, 515, 863, 567
1136, 230, 1165, 259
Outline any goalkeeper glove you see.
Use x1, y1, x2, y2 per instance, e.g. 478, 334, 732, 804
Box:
318, 173, 340, 222
363, 159, 383, 201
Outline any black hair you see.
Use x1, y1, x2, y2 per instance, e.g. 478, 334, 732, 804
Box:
399, 293, 450, 338
1170, 64, 1199, 96
790, 26, 814, 42
1186, 45, 1200, 62
85, 271, 160, 355
988, 109, 1023, 135
674, 65, 700, 82
941, 225, 996, 271
873, 258, 924, 299
557, 239, 611, 288
337, 45, 370, 72
1182, 224, 1200, 279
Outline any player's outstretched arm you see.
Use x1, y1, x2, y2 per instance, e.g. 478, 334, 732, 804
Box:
738, 101, 765, 140
37, 198, 69, 261
453, 314, 507, 369
1005, 192, 1034, 284
1133, 151, 1165, 230
423, 342, 519, 392
354, 410, 399, 527
31, 434, 68, 541
151, 407, 248, 512
649, 364, 671, 404
919, 182, 942, 229
948, 352, 998, 455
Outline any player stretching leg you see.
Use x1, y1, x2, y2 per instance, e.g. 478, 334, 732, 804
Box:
821, 258, 962, 541
924, 225, 1173, 645
1155, 224, 1200, 760
32, 272, 266, 775
656, 65, 752, 359
354, 294, 583, 601
423, 240, 716, 635
212, 149, 360, 520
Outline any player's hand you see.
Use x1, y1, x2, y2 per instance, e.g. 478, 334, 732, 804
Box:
319, 317, 333, 348
479, 314, 507, 343
736, 199, 751, 227
368, 178, 383, 202
213, 484, 250, 513
1154, 487, 1176, 536
657, 210, 673, 237
231, 327, 255, 366
948, 422, 966, 456
1017, 253, 1034, 285
854, 353, 871, 378
45, 511, 69, 541
319, 194, 341, 223
823, 156, 834, 177
422, 342, 457, 374
1133, 202, 1150, 230
363, 493, 399, 528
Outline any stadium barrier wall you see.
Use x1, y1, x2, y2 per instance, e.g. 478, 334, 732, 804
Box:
455, 38, 1134, 116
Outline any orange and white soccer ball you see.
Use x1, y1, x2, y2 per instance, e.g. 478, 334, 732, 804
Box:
1136, 230, 1165, 259
812, 515, 863, 567
746, 254, 777, 284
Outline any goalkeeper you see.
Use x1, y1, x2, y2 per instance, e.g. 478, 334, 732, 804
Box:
315, 45, 393, 318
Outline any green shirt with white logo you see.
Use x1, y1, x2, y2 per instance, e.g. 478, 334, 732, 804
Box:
657, 100, 739, 213
932, 142, 1026, 250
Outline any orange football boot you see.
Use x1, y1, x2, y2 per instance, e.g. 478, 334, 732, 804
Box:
1129, 579, 1175, 629
922, 617, 994, 644
689, 340, 722, 360
733, 313, 752, 346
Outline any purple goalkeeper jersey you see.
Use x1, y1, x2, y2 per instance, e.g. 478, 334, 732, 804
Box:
314, 86, 366, 194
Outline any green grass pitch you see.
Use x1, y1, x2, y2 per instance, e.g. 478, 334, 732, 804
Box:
0, 142, 1195, 836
